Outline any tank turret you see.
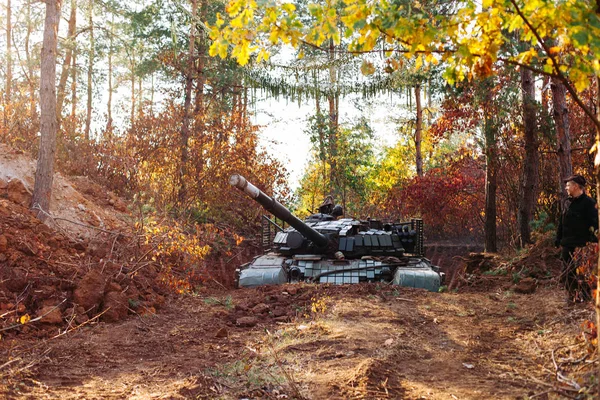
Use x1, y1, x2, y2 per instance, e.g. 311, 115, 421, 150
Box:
230, 174, 444, 291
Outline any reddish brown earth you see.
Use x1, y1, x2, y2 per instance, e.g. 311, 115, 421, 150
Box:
0, 145, 597, 399
1, 282, 595, 399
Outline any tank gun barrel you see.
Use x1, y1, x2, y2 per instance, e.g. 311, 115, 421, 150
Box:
229, 174, 329, 248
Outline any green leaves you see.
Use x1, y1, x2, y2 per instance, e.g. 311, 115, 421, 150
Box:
209, 0, 600, 94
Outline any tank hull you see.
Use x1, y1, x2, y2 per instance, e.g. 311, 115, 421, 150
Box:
236, 254, 443, 292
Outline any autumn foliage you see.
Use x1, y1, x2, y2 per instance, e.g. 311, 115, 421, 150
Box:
382, 153, 485, 240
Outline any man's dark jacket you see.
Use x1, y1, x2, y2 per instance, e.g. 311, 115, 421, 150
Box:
557, 193, 599, 247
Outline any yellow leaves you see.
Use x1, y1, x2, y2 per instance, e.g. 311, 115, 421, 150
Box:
570, 69, 590, 92
140, 215, 212, 269
231, 41, 255, 66
215, 14, 225, 28
281, 2, 295, 13
209, 38, 229, 59
516, 48, 538, 65
310, 296, 329, 316
19, 314, 30, 324
424, 53, 435, 65
206, 0, 596, 99
414, 55, 423, 71
360, 60, 376, 75
256, 48, 270, 63
226, 0, 255, 18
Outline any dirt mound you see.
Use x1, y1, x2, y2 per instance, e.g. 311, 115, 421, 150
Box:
446, 240, 563, 294
0, 198, 167, 338
0, 145, 169, 338
0, 144, 129, 240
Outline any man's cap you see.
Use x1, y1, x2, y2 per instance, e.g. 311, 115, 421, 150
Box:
564, 174, 586, 186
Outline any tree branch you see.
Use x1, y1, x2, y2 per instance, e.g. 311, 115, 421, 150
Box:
508, 0, 600, 132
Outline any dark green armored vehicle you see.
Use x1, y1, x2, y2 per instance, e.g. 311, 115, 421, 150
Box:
230, 174, 444, 292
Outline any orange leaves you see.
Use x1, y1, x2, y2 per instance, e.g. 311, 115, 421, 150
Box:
581, 320, 597, 353
141, 216, 212, 266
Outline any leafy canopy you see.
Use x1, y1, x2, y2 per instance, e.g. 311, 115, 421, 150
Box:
208, 0, 600, 94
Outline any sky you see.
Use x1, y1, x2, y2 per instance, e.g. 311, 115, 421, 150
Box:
254, 93, 408, 191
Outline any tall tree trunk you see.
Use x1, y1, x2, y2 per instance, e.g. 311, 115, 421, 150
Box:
415, 84, 423, 177
33, 0, 62, 218
84, 0, 94, 140
178, 0, 197, 205
150, 73, 154, 116
484, 83, 497, 253
71, 48, 77, 118
594, 75, 600, 400
517, 68, 539, 246
316, 88, 327, 187
57, 0, 76, 121
551, 78, 573, 208
190, 0, 206, 194
138, 76, 143, 117
541, 75, 549, 113
25, 2, 36, 121
106, 13, 114, 134
130, 57, 135, 125
4, 0, 12, 139
327, 40, 339, 201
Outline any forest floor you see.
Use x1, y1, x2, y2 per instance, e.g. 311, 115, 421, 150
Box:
1, 281, 597, 399
0, 144, 598, 399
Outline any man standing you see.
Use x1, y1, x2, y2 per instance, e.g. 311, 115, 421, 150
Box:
555, 174, 598, 301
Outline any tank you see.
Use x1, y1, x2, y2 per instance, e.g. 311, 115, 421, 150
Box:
230, 174, 444, 292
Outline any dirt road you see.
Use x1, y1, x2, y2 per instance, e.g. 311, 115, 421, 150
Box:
1, 280, 594, 400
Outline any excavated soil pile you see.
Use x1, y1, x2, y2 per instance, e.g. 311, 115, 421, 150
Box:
0, 197, 167, 340
0, 145, 168, 340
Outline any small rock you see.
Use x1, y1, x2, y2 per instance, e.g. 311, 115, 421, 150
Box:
6, 270, 28, 292
146, 294, 165, 309
47, 237, 59, 249
77, 204, 86, 211
75, 306, 89, 325
6, 179, 32, 207
38, 305, 63, 325
215, 327, 229, 338
73, 270, 107, 312
140, 306, 156, 316
105, 281, 122, 293
252, 303, 270, 314
0, 234, 7, 252
0, 178, 8, 190
271, 307, 287, 318
102, 291, 129, 322
267, 295, 280, 303
236, 316, 258, 327
514, 277, 536, 294
16, 240, 37, 256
